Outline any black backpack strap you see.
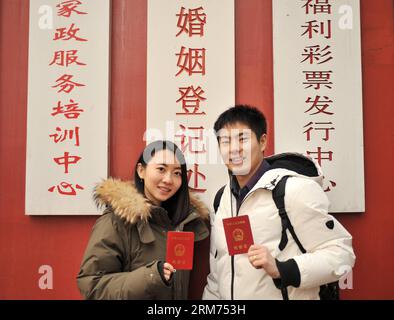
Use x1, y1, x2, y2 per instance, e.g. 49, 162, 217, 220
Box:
213, 185, 226, 213
272, 176, 306, 254
272, 176, 304, 300
272, 176, 339, 300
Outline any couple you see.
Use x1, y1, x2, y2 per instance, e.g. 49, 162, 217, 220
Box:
77, 105, 355, 300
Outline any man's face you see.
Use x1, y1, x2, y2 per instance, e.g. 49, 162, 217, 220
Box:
217, 122, 266, 176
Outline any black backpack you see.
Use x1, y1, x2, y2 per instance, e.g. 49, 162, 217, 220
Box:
213, 153, 340, 300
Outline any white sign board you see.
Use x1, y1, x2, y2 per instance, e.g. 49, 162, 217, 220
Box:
273, 0, 364, 212
26, 0, 110, 215
147, 0, 235, 209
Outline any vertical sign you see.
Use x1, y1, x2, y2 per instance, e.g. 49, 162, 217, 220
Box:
26, 0, 110, 215
147, 0, 235, 208
273, 0, 364, 212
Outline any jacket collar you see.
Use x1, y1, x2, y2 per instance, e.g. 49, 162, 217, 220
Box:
241, 153, 324, 195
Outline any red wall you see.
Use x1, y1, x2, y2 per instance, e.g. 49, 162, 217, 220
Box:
0, 0, 393, 299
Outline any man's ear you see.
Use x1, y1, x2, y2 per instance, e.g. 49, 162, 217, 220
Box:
136, 163, 145, 179
260, 134, 267, 152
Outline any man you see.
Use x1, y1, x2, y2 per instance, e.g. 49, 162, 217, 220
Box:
203, 105, 355, 300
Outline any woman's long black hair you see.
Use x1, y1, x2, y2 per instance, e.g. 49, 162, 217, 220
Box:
134, 140, 190, 225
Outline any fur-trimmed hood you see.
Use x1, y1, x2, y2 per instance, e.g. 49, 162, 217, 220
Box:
94, 178, 209, 224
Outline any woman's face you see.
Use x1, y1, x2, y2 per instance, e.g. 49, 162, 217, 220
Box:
137, 149, 183, 206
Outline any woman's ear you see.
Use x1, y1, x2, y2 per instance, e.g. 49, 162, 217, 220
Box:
136, 163, 145, 180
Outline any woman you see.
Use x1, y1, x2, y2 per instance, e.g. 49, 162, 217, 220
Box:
77, 140, 209, 299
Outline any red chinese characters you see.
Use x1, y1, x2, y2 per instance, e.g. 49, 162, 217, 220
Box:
176, 6, 206, 37
53, 152, 82, 174
53, 23, 88, 42
49, 50, 86, 67
303, 70, 333, 90
56, 0, 87, 18
301, 20, 332, 39
301, 45, 333, 65
304, 95, 334, 115
176, 85, 206, 115
187, 164, 207, 193
306, 147, 333, 167
49, 126, 80, 146
175, 6, 208, 193
300, 0, 336, 191
51, 99, 85, 119
48, 0, 89, 196
303, 122, 334, 141
52, 74, 85, 93
175, 125, 206, 154
176, 46, 206, 76
302, 0, 332, 15
48, 182, 84, 195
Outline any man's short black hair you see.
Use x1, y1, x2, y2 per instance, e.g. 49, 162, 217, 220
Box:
214, 105, 267, 140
